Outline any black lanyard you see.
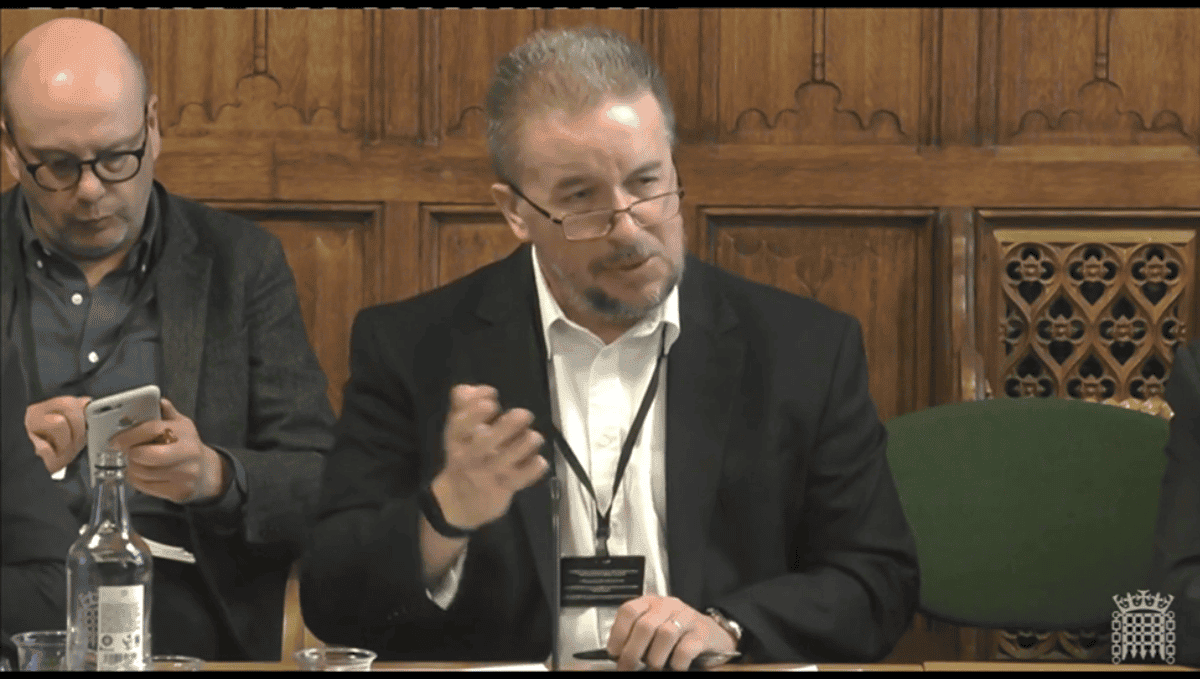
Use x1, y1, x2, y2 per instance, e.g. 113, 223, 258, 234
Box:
546, 327, 667, 557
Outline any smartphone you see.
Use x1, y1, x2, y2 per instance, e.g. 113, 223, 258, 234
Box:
85, 384, 161, 486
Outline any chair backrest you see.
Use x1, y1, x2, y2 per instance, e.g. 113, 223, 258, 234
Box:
885, 397, 1170, 630
281, 560, 324, 660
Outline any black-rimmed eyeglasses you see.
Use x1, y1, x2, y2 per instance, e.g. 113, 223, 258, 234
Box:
4, 115, 149, 192
509, 183, 685, 242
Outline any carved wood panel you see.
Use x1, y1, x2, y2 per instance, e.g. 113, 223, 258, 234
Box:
3, 8, 1199, 665
718, 8, 924, 144
997, 9, 1199, 145
208, 202, 384, 416
705, 210, 935, 423
979, 214, 1197, 411
420, 206, 520, 290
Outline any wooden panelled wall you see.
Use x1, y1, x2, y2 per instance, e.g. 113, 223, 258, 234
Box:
3, 8, 1198, 663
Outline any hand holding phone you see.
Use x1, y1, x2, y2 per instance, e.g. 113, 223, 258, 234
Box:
110, 397, 232, 505
85, 385, 162, 486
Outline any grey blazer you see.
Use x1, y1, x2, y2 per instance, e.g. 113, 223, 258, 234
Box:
1, 181, 336, 660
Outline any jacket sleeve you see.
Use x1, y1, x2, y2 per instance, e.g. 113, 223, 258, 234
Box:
713, 318, 920, 663
300, 308, 458, 652
2, 338, 79, 634
1151, 340, 1200, 667
190, 233, 335, 553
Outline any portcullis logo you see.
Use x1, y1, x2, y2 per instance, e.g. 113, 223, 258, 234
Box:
1111, 590, 1175, 664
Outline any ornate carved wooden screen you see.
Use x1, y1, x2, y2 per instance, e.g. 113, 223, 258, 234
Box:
985, 215, 1195, 415
975, 215, 1198, 660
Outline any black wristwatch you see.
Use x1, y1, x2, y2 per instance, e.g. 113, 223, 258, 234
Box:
418, 483, 475, 539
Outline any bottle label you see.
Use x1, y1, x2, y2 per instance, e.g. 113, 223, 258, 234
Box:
96, 585, 145, 671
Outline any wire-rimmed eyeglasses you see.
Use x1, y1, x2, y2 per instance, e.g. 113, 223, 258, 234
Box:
509, 183, 685, 242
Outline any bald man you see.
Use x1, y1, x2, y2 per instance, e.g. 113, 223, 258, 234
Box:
1, 19, 335, 661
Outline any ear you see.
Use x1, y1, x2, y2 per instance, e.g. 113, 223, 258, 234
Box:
146, 94, 162, 164
491, 182, 531, 241
1, 123, 22, 184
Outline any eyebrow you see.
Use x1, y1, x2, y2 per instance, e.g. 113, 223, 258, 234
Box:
25, 129, 145, 158
549, 160, 665, 194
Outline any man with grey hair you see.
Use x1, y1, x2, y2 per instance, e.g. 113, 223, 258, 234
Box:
2, 18, 335, 660
304, 26, 918, 669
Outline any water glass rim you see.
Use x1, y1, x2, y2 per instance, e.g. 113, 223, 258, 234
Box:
294, 646, 377, 660
9, 629, 67, 644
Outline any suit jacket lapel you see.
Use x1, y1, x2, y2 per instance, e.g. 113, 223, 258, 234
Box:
153, 188, 212, 420
460, 245, 558, 610
666, 258, 743, 606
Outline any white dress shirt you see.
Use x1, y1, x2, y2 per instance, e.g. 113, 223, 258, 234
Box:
426, 245, 680, 662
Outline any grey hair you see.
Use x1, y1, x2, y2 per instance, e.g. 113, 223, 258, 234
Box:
485, 26, 677, 188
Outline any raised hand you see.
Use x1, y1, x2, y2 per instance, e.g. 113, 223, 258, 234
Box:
431, 384, 548, 531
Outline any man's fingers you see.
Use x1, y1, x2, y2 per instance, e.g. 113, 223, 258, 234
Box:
644, 615, 687, 670
30, 435, 60, 473
607, 596, 653, 659
496, 427, 545, 471
667, 632, 706, 672
60, 405, 87, 446
507, 448, 549, 490
618, 606, 676, 671
447, 392, 502, 442
483, 408, 536, 449
449, 384, 498, 411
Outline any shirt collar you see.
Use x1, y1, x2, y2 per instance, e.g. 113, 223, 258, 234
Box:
531, 244, 680, 360
17, 187, 160, 277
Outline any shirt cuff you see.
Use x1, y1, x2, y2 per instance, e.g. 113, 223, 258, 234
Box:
425, 547, 468, 611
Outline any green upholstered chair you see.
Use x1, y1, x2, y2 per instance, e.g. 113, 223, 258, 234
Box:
886, 397, 1170, 630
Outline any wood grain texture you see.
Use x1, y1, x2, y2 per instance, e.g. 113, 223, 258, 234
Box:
706, 209, 935, 423
3, 8, 1198, 663
999, 9, 1199, 145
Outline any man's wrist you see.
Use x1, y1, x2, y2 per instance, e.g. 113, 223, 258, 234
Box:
421, 478, 474, 539
705, 607, 743, 650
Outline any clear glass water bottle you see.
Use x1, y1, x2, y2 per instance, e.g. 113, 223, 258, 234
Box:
65, 449, 152, 671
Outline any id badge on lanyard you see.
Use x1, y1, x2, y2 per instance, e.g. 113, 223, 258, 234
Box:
550, 328, 666, 608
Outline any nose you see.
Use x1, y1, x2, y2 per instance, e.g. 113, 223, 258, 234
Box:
73, 164, 106, 201
604, 190, 644, 241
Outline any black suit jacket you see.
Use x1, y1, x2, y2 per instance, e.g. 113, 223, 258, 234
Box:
302, 244, 919, 663
1151, 339, 1200, 666
1, 182, 336, 660
1, 336, 79, 637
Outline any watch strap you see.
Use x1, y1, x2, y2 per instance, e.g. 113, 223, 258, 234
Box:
418, 483, 474, 538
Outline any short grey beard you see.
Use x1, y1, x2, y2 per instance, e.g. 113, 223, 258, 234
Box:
548, 257, 684, 325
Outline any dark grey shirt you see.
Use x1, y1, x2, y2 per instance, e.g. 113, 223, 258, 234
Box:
12, 191, 244, 543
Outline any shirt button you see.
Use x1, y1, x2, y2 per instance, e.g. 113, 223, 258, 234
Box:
36, 260, 44, 269
87, 351, 99, 364
71, 292, 84, 305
